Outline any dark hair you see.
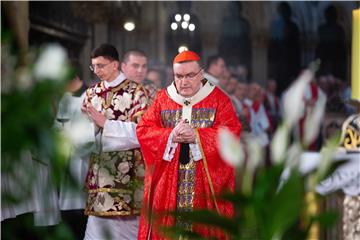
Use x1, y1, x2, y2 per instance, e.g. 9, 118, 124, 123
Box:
91, 43, 119, 61
206, 54, 224, 70
122, 49, 147, 63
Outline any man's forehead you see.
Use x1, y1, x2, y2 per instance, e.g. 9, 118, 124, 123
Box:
128, 55, 147, 63
173, 61, 200, 72
92, 56, 110, 63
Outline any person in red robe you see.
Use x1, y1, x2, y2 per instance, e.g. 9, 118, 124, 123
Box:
136, 50, 241, 239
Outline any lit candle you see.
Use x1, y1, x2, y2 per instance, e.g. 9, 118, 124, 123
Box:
351, 9, 360, 101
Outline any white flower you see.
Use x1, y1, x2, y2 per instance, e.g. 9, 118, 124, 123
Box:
94, 192, 114, 212
303, 92, 327, 146
283, 69, 313, 128
104, 108, 115, 119
118, 162, 130, 174
64, 115, 95, 146
113, 93, 132, 112
316, 137, 338, 184
218, 128, 244, 167
270, 124, 289, 164
33, 44, 68, 81
98, 167, 114, 187
246, 136, 263, 172
121, 174, 131, 184
91, 95, 103, 112
285, 143, 302, 170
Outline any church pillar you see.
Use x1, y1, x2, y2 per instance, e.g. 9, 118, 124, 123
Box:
243, 2, 270, 85
156, 2, 167, 64
93, 23, 108, 48
3, 1, 29, 64
251, 33, 268, 86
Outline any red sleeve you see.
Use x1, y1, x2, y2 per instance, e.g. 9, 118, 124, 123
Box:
195, 90, 241, 206
197, 91, 242, 170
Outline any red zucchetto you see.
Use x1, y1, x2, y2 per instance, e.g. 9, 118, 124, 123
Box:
173, 50, 200, 64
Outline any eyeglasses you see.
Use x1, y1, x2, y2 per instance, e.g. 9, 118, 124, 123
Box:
174, 69, 202, 80
89, 62, 113, 71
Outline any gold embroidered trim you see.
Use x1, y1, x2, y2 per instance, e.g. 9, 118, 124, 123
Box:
101, 79, 131, 109
195, 129, 220, 214
112, 79, 130, 93
132, 110, 146, 122
87, 188, 133, 194
84, 209, 140, 217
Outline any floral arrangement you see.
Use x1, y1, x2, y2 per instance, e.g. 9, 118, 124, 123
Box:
2, 37, 79, 239
162, 64, 342, 240
2, 41, 72, 177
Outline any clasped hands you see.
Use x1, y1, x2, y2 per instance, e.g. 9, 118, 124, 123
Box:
172, 119, 195, 143
81, 103, 106, 128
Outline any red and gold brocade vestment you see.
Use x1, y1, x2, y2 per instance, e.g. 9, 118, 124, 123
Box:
83, 78, 149, 217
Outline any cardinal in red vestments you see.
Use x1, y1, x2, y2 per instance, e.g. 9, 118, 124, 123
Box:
136, 51, 241, 239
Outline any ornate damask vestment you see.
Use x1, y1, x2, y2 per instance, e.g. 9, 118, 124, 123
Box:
83, 79, 148, 217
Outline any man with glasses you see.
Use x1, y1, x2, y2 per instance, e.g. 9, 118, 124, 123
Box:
136, 50, 241, 239
82, 43, 149, 239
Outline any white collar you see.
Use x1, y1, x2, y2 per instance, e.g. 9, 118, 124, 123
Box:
167, 80, 215, 122
104, 72, 126, 89
167, 80, 215, 107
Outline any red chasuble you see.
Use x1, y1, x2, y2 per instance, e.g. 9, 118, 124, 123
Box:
136, 81, 241, 239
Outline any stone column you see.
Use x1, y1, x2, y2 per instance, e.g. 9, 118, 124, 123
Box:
3, 2, 29, 64
93, 23, 108, 48
157, 2, 167, 64
242, 2, 270, 85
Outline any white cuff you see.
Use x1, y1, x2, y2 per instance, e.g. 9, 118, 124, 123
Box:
189, 138, 202, 161
163, 131, 178, 161
98, 120, 139, 152
162, 131, 203, 162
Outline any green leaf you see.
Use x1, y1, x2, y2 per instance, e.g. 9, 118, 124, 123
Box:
310, 210, 339, 227
263, 171, 304, 240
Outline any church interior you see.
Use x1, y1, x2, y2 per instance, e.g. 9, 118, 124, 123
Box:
1, 1, 359, 240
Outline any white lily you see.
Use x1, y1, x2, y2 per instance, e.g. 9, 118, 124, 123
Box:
271, 124, 289, 164
246, 136, 263, 172
303, 92, 327, 146
218, 128, 244, 167
283, 69, 313, 128
33, 44, 68, 81
285, 143, 303, 170
64, 115, 95, 146
315, 137, 339, 185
